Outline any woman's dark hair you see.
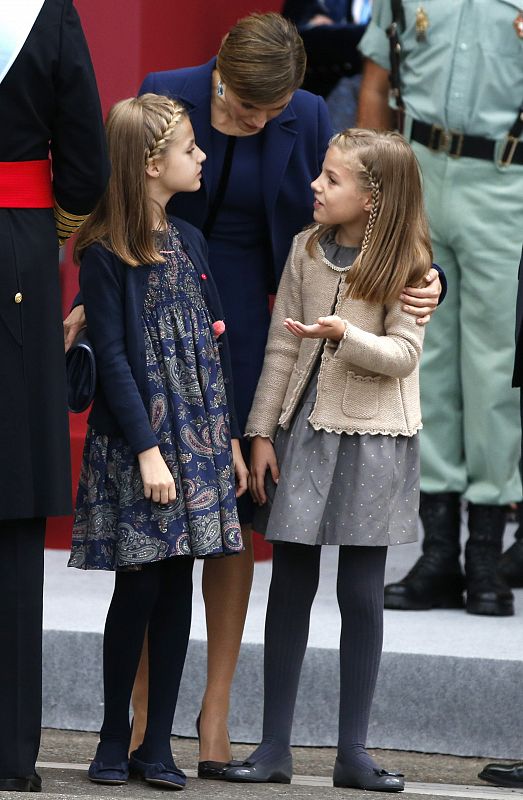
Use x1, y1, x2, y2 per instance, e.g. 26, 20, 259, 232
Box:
217, 12, 306, 105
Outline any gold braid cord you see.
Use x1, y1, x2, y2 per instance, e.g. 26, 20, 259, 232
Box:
54, 202, 89, 246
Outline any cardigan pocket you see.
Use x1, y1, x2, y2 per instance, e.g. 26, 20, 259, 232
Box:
342, 371, 381, 420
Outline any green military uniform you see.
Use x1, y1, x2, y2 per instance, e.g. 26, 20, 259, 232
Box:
360, 0, 523, 506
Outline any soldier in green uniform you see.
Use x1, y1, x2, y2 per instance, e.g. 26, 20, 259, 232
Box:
357, 0, 523, 616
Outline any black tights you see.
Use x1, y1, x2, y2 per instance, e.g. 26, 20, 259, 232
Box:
97, 556, 194, 766
250, 542, 387, 771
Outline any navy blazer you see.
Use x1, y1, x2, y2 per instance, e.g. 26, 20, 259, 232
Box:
139, 58, 333, 285
81, 217, 240, 455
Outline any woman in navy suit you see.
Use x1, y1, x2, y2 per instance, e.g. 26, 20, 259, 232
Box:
65, 12, 443, 777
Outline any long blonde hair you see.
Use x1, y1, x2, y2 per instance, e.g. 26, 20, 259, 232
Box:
74, 94, 187, 266
307, 129, 432, 305
217, 13, 306, 105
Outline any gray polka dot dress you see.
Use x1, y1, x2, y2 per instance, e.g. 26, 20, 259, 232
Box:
252, 233, 420, 548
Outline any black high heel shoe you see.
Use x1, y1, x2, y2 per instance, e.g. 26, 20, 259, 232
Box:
196, 712, 241, 780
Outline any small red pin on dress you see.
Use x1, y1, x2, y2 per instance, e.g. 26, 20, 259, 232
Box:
212, 320, 226, 338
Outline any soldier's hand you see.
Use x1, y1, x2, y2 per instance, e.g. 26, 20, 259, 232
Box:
309, 14, 335, 25
63, 304, 86, 352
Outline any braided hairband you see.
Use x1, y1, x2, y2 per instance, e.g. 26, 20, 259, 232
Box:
145, 102, 185, 164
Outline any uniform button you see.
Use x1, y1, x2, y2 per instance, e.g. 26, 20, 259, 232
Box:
14, 292, 23, 303
460, 42, 468, 50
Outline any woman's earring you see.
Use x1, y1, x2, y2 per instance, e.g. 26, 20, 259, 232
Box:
217, 79, 225, 98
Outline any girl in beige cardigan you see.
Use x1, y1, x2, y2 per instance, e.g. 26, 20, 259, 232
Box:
224, 130, 433, 792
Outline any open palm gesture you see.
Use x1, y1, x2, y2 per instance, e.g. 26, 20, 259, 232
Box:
283, 315, 346, 342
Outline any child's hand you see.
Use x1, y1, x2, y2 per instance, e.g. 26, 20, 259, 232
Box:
284, 315, 346, 342
249, 436, 279, 505
400, 267, 441, 325
231, 438, 249, 498
137, 446, 177, 504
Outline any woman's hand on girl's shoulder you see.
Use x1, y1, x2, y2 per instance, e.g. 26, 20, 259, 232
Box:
400, 267, 441, 326
231, 439, 249, 498
137, 446, 176, 504
249, 436, 279, 506
284, 315, 346, 341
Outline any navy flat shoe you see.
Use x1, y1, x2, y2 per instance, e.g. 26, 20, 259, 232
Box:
88, 759, 129, 785
333, 759, 405, 792
129, 753, 186, 790
224, 754, 292, 784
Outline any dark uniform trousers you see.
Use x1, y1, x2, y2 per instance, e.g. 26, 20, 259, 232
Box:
0, 519, 46, 777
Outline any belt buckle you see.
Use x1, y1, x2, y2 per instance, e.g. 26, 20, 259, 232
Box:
427, 124, 445, 152
447, 130, 464, 158
427, 125, 464, 157
498, 134, 519, 167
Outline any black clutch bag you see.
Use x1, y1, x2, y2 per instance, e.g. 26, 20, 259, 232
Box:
65, 329, 96, 413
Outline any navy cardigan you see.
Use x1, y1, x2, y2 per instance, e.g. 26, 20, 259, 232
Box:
81, 216, 240, 454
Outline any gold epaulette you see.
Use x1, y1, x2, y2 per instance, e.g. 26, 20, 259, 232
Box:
54, 202, 89, 246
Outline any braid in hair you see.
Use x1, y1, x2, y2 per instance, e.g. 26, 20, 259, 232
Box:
144, 97, 186, 164
360, 168, 381, 254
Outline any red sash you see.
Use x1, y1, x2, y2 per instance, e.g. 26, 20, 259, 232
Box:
0, 159, 53, 208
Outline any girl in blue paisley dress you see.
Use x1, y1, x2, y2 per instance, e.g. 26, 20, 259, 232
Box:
68, 95, 247, 790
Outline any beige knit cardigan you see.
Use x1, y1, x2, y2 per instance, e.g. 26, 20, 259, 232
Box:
245, 230, 425, 440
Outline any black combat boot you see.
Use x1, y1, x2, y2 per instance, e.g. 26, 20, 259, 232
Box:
497, 508, 523, 588
465, 503, 514, 616
384, 492, 465, 610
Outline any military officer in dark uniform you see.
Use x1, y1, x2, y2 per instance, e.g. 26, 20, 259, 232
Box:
478, 245, 523, 790
0, 0, 109, 791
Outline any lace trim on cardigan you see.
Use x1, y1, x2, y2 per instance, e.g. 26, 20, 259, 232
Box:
307, 419, 423, 437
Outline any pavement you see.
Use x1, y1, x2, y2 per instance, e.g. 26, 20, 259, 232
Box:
4, 729, 518, 800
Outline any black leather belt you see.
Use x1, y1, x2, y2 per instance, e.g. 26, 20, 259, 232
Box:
410, 119, 523, 166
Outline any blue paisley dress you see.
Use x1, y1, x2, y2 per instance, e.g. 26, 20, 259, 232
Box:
69, 224, 243, 570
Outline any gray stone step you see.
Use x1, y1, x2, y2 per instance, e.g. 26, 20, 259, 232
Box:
42, 522, 523, 759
